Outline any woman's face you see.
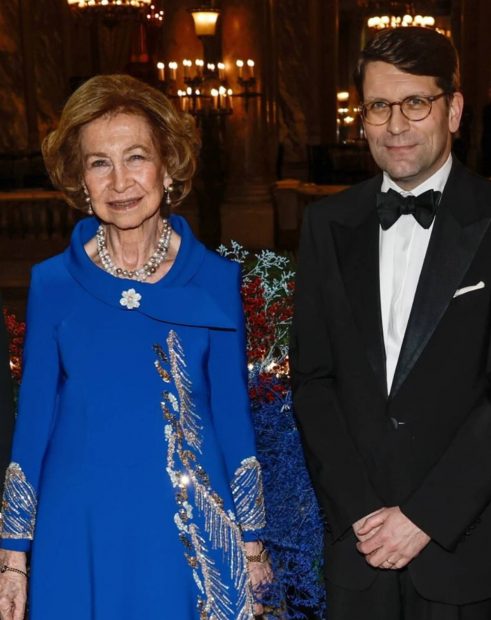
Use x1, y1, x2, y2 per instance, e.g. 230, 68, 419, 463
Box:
80, 112, 171, 230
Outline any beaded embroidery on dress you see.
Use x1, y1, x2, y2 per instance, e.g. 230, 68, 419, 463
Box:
1, 463, 37, 540
154, 329, 265, 620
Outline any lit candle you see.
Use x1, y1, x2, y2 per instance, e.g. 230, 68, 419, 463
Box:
211, 88, 219, 110
183, 59, 192, 78
156, 61, 165, 82
184, 90, 190, 112
168, 61, 178, 81
236, 59, 244, 79
177, 90, 184, 111
219, 86, 226, 109
246, 58, 255, 78
227, 88, 233, 110
195, 59, 204, 78
217, 62, 225, 81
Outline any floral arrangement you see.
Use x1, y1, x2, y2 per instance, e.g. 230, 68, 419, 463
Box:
218, 242, 294, 401
219, 243, 325, 620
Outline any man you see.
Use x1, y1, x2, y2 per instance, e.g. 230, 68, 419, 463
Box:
291, 27, 491, 618
0, 293, 14, 498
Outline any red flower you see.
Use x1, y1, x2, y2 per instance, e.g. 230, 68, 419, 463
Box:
2, 308, 25, 383
241, 273, 294, 376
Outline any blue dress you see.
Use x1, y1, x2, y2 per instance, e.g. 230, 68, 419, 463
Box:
0, 215, 265, 620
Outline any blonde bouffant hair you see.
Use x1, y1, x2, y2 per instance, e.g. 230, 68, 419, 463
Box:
42, 74, 200, 212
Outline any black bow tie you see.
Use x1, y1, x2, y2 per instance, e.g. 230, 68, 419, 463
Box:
376, 188, 441, 230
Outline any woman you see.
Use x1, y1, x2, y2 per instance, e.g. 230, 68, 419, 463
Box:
0, 74, 270, 620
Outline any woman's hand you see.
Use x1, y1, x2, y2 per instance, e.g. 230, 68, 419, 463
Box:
0, 550, 27, 620
244, 541, 273, 617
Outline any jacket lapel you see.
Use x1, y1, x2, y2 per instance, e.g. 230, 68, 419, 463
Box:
332, 182, 387, 397
390, 164, 491, 397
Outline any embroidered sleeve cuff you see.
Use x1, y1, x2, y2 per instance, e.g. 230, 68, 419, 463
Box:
1, 463, 37, 542
231, 457, 266, 532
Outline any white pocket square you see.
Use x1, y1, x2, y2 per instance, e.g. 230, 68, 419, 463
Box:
453, 281, 485, 298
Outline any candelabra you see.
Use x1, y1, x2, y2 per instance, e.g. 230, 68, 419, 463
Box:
155, 56, 259, 118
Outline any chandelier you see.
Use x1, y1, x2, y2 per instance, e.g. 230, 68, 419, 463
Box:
67, 0, 152, 19
362, 1, 437, 30
367, 13, 435, 29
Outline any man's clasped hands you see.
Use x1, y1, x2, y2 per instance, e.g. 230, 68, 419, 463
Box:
353, 507, 431, 571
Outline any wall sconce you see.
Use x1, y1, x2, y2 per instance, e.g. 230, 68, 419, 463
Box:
189, 5, 221, 37
336, 91, 358, 143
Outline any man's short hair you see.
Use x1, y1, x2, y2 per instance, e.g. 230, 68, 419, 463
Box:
354, 27, 461, 99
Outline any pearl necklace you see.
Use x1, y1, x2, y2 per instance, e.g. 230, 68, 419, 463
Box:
96, 218, 172, 282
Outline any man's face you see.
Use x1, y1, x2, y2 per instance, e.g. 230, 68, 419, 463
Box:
362, 61, 463, 190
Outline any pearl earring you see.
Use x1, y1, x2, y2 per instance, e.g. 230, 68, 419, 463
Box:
82, 184, 94, 215
164, 185, 173, 207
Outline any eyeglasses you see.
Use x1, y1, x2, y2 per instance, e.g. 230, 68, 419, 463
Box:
360, 92, 450, 126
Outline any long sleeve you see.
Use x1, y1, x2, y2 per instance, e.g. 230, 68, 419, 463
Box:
0, 293, 15, 499
290, 208, 382, 540
206, 262, 265, 541
401, 394, 491, 550
1, 267, 61, 551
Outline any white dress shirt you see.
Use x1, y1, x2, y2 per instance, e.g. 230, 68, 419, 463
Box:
379, 155, 453, 392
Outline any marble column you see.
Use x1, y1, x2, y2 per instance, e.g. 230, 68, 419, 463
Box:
157, 1, 221, 246
0, 0, 69, 188
0, 1, 27, 152
275, 0, 339, 182
459, 0, 491, 170
306, 0, 338, 146
219, 0, 276, 249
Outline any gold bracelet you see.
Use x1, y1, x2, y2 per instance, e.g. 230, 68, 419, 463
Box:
245, 547, 268, 563
1, 564, 28, 578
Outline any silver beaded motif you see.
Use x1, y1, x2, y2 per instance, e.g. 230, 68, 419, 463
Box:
1, 462, 37, 540
154, 330, 259, 620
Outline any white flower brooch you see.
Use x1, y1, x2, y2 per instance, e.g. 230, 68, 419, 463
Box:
120, 288, 142, 310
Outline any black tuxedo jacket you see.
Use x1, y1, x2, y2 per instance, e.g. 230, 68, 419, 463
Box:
291, 159, 491, 604
0, 292, 15, 497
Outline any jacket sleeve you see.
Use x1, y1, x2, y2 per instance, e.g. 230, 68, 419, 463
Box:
290, 207, 382, 540
206, 261, 265, 542
1, 267, 61, 552
401, 393, 491, 551
0, 292, 15, 499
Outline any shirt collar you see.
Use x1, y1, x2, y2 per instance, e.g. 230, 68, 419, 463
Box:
381, 153, 453, 197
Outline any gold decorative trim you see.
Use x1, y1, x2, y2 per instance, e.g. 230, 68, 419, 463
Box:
1, 462, 37, 540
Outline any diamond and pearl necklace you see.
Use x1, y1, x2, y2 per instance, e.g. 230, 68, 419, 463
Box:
96, 218, 172, 282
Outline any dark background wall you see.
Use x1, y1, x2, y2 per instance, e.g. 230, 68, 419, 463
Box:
1, 0, 491, 317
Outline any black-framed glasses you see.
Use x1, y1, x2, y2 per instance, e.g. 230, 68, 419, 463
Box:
360, 92, 450, 126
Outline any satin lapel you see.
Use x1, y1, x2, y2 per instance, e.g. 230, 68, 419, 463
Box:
333, 210, 387, 397
390, 207, 491, 397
